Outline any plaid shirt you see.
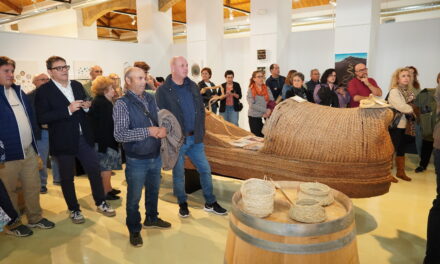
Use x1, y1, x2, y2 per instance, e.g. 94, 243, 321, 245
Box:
113, 90, 158, 143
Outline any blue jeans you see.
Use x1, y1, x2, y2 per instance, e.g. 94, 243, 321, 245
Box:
172, 136, 216, 205
36, 130, 49, 187
220, 105, 239, 126
125, 156, 162, 233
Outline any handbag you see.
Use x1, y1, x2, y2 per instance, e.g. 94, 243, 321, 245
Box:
389, 108, 403, 129
237, 102, 243, 112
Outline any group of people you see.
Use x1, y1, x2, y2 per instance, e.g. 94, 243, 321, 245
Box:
0, 55, 227, 247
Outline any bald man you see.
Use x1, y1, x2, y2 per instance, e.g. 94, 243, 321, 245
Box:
27, 73, 51, 194
113, 67, 170, 247
83, 65, 103, 98
156, 56, 227, 218
347, 63, 382, 107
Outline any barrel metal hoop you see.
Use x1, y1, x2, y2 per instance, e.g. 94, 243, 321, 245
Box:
231, 199, 354, 237
229, 220, 356, 255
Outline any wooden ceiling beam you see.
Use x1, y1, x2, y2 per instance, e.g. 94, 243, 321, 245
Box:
82, 0, 136, 26
2, 0, 23, 14
97, 18, 107, 26
159, 0, 182, 12
111, 29, 121, 37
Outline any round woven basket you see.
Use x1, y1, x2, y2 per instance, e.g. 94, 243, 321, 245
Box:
289, 198, 326, 224
240, 178, 275, 218
298, 182, 334, 206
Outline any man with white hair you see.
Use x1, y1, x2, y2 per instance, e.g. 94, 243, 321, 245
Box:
83, 65, 103, 98
113, 67, 171, 247
156, 56, 227, 218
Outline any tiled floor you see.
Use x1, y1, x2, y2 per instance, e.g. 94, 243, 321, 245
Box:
0, 154, 435, 263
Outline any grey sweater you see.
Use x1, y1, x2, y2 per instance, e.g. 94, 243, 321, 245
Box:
247, 87, 274, 118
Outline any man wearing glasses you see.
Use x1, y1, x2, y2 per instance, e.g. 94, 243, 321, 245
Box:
83, 65, 103, 98
35, 56, 115, 224
347, 63, 382, 107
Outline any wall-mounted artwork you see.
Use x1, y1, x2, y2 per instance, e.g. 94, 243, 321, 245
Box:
335, 53, 367, 88
15, 61, 40, 93
73, 61, 95, 80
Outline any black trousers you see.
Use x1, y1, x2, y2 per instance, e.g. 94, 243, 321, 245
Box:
389, 128, 413, 156
0, 179, 18, 225
56, 136, 105, 211
419, 140, 434, 169
425, 149, 440, 263
248, 116, 264, 137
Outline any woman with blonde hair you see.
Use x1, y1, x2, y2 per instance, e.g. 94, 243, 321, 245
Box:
388, 67, 417, 181
89, 76, 122, 200
108, 73, 122, 99
247, 70, 274, 137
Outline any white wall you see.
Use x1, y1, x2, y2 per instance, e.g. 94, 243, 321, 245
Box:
372, 18, 440, 94
0, 31, 170, 80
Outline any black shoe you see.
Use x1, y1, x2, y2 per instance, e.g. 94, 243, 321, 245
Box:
204, 202, 228, 215
53, 181, 61, 186
129, 232, 143, 247
143, 217, 172, 229
109, 189, 121, 195
105, 193, 120, 200
415, 166, 426, 173
28, 218, 55, 229
6, 224, 33, 237
178, 202, 190, 218
40, 186, 48, 194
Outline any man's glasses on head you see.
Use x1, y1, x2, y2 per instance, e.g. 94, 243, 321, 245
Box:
50, 65, 70, 71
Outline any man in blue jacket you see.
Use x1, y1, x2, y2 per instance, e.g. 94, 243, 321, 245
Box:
0, 56, 55, 237
113, 67, 171, 247
156, 56, 227, 218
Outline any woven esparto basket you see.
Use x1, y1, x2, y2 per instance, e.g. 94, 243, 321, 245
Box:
297, 182, 334, 206
240, 178, 276, 218
289, 198, 326, 223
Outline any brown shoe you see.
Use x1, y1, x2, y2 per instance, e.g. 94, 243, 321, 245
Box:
395, 156, 412, 181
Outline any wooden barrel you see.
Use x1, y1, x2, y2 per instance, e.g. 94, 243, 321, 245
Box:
224, 181, 359, 264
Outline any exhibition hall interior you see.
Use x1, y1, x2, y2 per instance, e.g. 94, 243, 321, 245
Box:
0, 0, 440, 263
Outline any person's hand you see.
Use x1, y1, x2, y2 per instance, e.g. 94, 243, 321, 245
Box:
37, 156, 43, 170
157, 127, 167, 139
68, 100, 83, 113
360, 76, 370, 86
81, 100, 92, 109
337, 88, 346, 95
148, 127, 160, 138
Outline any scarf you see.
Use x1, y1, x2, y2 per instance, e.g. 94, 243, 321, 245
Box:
398, 85, 416, 136
251, 83, 269, 102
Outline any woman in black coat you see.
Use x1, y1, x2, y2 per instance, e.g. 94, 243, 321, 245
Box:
219, 70, 242, 126
88, 76, 122, 200
198, 67, 222, 114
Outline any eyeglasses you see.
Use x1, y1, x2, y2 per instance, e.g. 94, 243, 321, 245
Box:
356, 68, 368, 72
93, 70, 103, 73
50, 65, 70, 71
255, 75, 264, 79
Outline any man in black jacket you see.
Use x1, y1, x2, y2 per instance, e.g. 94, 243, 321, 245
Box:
156, 56, 227, 218
35, 56, 115, 224
266, 63, 286, 102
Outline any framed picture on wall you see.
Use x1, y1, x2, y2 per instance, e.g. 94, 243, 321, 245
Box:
335, 53, 367, 88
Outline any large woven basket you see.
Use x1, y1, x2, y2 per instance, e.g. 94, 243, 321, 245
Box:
240, 178, 276, 218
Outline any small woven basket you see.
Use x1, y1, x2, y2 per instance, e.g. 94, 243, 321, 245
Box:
298, 182, 334, 206
240, 178, 276, 218
289, 198, 326, 223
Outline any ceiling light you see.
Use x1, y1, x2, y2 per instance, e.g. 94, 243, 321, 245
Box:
229, 9, 234, 21
329, 0, 337, 7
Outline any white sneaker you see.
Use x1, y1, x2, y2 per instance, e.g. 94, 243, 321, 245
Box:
70, 210, 85, 224
97, 201, 116, 217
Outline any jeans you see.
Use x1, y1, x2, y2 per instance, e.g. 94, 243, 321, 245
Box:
220, 105, 239, 126
56, 136, 105, 211
425, 149, 440, 263
172, 136, 216, 205
125, 156, 162, 233
36, 130, 49, 187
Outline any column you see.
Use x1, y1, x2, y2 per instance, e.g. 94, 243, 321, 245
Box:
249, 0, 291, 74
136, 0, 173, 76
335, 0, 381, 72
185, 0, 224, 83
